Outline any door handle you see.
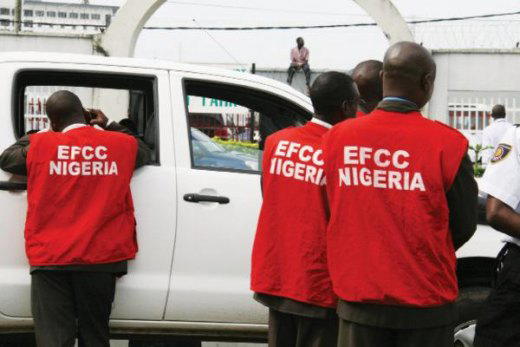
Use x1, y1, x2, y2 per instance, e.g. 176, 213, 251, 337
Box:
0, 181, 27, 191
183, 193, 230, 204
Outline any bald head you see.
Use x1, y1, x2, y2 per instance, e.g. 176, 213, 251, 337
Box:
492, 104, 506, 119
382, 41, 436, 108
310, 71, 359, 125
352, 60, 383, 113
46, 90, 85, 132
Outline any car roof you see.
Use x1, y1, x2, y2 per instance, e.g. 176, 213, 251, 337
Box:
0, 52, 311, 107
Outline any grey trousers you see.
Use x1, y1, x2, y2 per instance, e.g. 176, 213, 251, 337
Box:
337, 319, 453, 347
31, 271, 116, 347
287, 63, 311, 86
268, 308, 338, 347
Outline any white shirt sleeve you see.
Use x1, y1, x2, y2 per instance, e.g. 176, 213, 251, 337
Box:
480, 126, 520, 209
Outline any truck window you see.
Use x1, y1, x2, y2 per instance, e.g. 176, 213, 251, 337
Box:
14, 70, 159, 164
184, 79, 311, 173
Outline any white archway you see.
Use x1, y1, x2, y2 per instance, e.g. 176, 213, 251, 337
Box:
100, 0, 414, 57
99, 0, 167, 57
353, 0, 413, 43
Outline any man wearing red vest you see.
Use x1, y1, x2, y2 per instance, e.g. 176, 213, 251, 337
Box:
251, 72, 359, 347
0, 90, 151, 347
351, 60, 383, 117
322, 42, 478, 346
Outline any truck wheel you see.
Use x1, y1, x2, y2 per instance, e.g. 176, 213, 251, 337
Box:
454, 286, 491, 346
128, 339, 202, 347
0, 334, 36, 346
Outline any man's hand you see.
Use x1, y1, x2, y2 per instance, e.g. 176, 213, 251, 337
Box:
86, 109, 109, 128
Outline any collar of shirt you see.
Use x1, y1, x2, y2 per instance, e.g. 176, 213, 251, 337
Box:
494, 118, 507, 123
377, 97, 420, 113
310, 117, 332, 129
382, 96, 418, 107
40, 123, 105, 134
62, 123, 88, 133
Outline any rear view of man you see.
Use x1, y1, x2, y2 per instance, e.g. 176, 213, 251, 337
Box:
322, 42, 478, 347
481, 104, 512, 164
351, 60, 383, 116
251, 72, 359, 347
0, 91, 151, 347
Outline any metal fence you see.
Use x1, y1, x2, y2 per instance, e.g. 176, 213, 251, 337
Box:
447, 93, 520, 137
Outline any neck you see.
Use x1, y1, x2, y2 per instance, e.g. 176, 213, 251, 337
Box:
314, 114, 337, 126
54, 119, 86, 132
362, 100, 380, 113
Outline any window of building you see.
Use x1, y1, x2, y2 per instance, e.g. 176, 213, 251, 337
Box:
24, 20, 33, 28
184, 80, 311, 173
0, 8, 10, 15
35, 10, 44, 17
69, 12, 78, 19
91, 13, 100, 20
58, 12, 67, 18
47, 11, 56, 18
15, 71, 159, 164
0, 19, 9, 26
80, 13, 89, 19
24, 10, 33, 17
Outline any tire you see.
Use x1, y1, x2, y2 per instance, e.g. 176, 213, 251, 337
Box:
0, 334, 36, 346
128, 339, 202, 347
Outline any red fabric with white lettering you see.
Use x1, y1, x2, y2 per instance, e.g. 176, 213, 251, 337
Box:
251, 121, 336, 308
26, 126, 138, 266
322, 110, 468, 307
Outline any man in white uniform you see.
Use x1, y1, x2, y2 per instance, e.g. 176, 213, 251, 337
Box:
474, 125, 520, 346
481, 105, 512, 164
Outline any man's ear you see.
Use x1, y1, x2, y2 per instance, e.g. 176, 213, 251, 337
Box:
342, 99, 356, 118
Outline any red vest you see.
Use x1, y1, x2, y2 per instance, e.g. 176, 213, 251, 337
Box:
251, 120, 336, 308
323, 110, 468, 307
26, 126, 138, 266
356, 110, 367, 118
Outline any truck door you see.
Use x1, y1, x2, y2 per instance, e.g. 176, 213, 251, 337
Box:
0, 63, 176, 320
165, 72, 312, 324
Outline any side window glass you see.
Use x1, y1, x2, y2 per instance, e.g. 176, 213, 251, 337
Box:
187, 95, 261, 172
16, 71, 159, 164
184, 80, 311, 173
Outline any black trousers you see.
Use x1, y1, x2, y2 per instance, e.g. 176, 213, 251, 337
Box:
475, 243, 520, 347
268, 308, 338, 347
337, 319, 453, 347
287, 63, 311, 86
31, 271, 116, 347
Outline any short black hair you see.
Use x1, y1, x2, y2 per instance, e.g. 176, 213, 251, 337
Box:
310, 71, 357, 115
46, 90, 84, 123
492, 104, 506, 119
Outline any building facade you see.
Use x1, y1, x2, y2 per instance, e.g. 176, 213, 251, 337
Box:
0, 0, 118, 34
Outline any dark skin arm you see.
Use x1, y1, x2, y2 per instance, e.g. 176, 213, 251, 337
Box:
88, 109, 152, 169
0, 135, 30, 175
486, 195, 520, 238
446, 154, 478, 250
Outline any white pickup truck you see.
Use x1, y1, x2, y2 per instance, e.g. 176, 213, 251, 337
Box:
0, 52, 504, 345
